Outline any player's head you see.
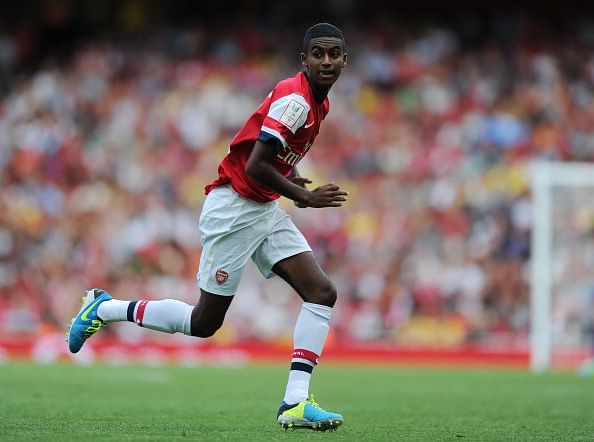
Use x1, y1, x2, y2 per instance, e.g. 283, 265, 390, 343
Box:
301, 23, 347, 90
302, 23, 345, 53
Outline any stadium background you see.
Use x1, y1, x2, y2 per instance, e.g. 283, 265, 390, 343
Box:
1, 0, 594, 368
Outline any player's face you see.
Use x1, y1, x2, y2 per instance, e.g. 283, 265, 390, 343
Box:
301, 37, 347, 88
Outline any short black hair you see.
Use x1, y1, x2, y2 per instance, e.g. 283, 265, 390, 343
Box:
302, 23, 345, 53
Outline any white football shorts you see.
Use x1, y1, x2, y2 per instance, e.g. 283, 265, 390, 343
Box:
196, 184, 312, 296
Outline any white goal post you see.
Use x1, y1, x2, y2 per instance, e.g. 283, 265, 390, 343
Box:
531, 161, 594, 372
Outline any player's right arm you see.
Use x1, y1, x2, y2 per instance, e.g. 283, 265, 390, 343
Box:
245, 140, 348, 208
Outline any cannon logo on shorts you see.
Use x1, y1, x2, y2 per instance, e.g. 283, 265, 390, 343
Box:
215, 269, 229, 285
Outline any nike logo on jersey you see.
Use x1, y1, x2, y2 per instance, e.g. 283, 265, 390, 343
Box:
304, 121, 314, 129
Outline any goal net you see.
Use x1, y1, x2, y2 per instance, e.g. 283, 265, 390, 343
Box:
531, 161, 594, 372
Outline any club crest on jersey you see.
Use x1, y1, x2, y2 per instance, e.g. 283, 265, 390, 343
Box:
279, 99, 305, 130
215, 269, 229, 284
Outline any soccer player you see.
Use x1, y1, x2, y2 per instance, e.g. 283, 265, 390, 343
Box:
68, 23, 348, 431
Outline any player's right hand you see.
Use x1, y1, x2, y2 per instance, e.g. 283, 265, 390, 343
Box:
302, 183, 348, 208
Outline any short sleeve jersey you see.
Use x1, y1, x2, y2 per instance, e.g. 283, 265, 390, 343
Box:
204, 71, 329, 203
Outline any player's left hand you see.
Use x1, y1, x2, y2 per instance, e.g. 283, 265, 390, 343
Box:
290, 176, 312, 207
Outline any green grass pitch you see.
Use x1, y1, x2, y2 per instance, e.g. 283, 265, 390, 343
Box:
0, 361, 593, 441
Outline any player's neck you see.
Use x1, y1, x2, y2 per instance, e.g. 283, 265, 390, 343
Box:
304, 71, 329, 103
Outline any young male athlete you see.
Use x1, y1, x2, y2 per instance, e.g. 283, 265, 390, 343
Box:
68, 23, 348, 431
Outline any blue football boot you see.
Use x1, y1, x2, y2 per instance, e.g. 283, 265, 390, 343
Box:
277, 395, 344, 431
67, 288, 112, 353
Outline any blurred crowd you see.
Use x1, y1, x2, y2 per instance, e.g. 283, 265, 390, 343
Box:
2, 16, 594, 350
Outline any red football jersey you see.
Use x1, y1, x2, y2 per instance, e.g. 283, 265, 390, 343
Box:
204, 71, 329, 203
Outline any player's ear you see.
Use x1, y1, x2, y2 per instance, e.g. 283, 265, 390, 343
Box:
342, 53, 348, 67
300, 52, 307, 68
